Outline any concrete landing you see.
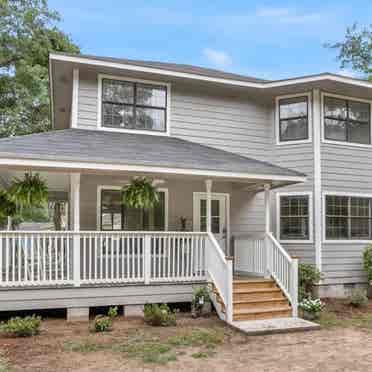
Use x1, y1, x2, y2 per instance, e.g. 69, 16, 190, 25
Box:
231, 317, 320, 336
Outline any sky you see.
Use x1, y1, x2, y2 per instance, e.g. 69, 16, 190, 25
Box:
49, 0, 371, 80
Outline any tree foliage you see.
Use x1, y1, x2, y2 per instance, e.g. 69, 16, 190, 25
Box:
0, 0, 79, 137
326, 23, 372, 81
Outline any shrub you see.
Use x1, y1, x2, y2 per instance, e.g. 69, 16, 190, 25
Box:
108, 306, 118, 319
349, 288, 368, 307
299, 298, 323, 314
298, 263, 323, 300
363, 245, 372, 284
144, 304, 176, 327
93, 315, 112, 332
0, 315, 41, 337
191, 287, 211, 317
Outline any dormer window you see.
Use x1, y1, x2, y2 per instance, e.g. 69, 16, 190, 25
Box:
101, 78, 167, 133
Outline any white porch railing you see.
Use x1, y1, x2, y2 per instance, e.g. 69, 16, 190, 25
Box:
205, 232, 233, 323
0, 231, 207, 287
234, 233, 298, 317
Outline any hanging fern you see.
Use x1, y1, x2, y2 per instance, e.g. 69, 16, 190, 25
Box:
8, 173, 48, 211
122, 177, 159, 210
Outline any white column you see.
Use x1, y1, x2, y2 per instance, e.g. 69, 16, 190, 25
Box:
264, 184, 271, 278
71, 68, 79, 128
70, 173, 81, 286
205, 179, 213, 233
264, 184, 271, 233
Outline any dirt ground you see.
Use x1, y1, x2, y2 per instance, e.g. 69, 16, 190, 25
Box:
1, 302, 372, 372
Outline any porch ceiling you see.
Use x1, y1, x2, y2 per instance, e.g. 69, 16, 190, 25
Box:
0, 129, 306, 187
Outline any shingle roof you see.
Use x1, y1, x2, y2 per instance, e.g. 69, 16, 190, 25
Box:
0, 129, 305, 179
52, 52, 267, 84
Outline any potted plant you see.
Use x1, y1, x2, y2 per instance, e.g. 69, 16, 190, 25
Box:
191, 287, 211, 318
299, 298, 323, 320
121, 177, 159, 209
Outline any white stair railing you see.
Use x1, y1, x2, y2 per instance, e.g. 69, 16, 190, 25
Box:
266, 232, 298, 317
205, 232, 233, 323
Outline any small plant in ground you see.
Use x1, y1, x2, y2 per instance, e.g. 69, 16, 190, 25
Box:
349, 288, 368, 307
191, 351, 215, 359
120, 342, 177, 364
91, 306, 118, 332
298, 263, 323, 300
363, 245, 372, 285
0, 315, 41, 337
299, 298, 323, 320
143, 304, 176, 327
191, 287, 211, 318
63, 340, 102, 353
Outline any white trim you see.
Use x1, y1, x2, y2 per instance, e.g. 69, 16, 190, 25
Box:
323, 191, 372, 244
321, 91, 372, 148
313, 89, 322, 271
71, 69, 79, 128
50, 53, 372, 89
49, 58, 55, 128
97, 73, 171, 136
97, 185, 169, 231
275, 92, 313, 145
276, 191, 314, 244
70, 173, 81, 230
193, 192, 230, 253
0, 157, 307, 183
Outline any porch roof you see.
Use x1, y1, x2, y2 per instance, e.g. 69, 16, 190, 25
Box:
0, 129, 305, 183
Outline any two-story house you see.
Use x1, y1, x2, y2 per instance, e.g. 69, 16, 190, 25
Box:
0, 52, 371, 323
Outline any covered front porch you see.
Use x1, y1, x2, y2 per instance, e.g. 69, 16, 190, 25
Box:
0, 129, 305, 322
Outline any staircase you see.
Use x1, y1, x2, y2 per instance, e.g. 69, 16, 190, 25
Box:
233, 278, 292, 321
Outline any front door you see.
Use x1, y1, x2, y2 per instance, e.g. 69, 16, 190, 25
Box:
193, 193, 229, 253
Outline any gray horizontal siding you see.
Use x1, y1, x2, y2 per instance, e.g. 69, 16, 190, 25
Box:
77, 70, 98, 130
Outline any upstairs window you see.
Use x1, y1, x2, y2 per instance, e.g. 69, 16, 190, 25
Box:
324, 96, 371, 145
101, 79, 167, 132
278, 96, 309, 142
279, 195, 310, 241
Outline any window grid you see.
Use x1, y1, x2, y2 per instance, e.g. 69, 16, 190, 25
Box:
280, 195, 310, 240
326, 195, 372, 240
102, 79, 167, 132
324, 96, 371, 145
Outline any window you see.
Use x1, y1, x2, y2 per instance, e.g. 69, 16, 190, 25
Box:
100, 189, 166, 231
325, 195, 372, 240
101, 78, 167, 132
200, 199, 221, 233
279, 195, 310, 240
324, 96, 371, 145
278, 96, 309, 142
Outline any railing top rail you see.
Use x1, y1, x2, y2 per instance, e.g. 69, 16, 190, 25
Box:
0, 230, 208, 235
267, 232, 292, 262
207, 232, 227, 264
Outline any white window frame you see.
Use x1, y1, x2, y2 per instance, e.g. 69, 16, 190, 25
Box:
275, 92, 312, 145
96, 185, 169, 231
97, 74, 171, 136
276, 191, 313, 243
321, 92, 372, 149
323, 191, 372, 244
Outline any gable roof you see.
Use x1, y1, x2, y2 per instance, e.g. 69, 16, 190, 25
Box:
0, 129, 305, 182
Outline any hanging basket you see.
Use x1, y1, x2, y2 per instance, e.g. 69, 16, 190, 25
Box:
121, 177, 159, 210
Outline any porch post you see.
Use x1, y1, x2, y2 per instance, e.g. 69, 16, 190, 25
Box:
205, 179, 213, 233
264, 184, 271, 278
70, 173, 81, 287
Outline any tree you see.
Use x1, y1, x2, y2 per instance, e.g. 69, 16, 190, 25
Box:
0, 0, 79, 137
326, 23, 371, 81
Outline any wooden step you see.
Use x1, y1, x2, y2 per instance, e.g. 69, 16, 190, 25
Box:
234, 287, 284, 301
233, 298, 289, 311
233, 279, 276, 290
233, 306, 292, 321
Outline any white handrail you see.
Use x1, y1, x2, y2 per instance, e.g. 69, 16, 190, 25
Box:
205, 232, 233, 323
266, 232, 298, 317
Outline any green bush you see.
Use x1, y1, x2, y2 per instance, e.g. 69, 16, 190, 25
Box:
298, 263, 323, 300
349, 288, 368, 307
0, 315, 41, 337
92, 306, 118, 332
363, 245, 372, 284
191, 287, 211, 317
144, 304, 176, 327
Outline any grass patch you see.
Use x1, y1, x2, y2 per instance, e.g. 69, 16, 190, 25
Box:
191, 351, 215, 359
0, 357, 10, 372
63, 340, 103, 353
318, 310, 372, 330
167, 327, 224, 350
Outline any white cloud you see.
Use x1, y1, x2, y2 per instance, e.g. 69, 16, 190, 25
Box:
203, 48, 232, 69
256, 6, 322, 24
